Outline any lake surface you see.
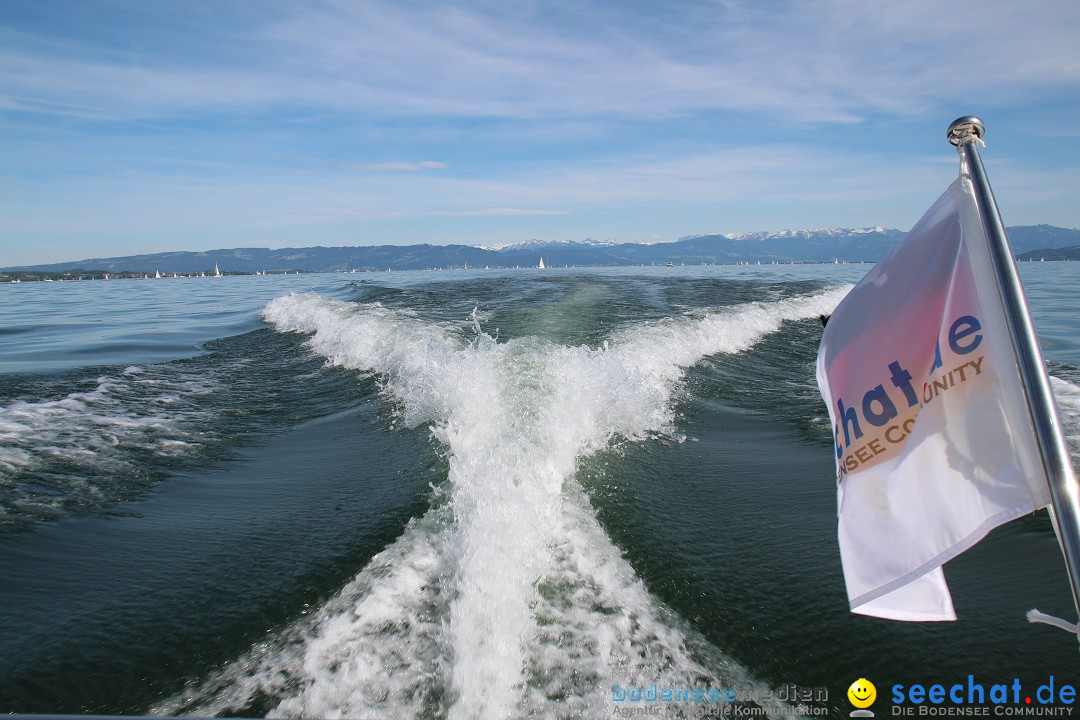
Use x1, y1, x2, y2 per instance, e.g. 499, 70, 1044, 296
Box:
1, 263, 1077, 717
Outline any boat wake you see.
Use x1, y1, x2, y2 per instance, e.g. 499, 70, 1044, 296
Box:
0, 366, 220, 528
1050, 375, 1080, 463
155, 287, 850, 719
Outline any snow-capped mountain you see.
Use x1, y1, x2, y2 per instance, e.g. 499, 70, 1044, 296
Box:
476, 237, 637, 252
719, 226, 889, 241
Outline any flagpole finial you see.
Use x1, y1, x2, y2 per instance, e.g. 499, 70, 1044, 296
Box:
948, 116, 985, 146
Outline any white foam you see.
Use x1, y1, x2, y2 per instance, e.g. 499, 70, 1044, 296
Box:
159, 287, 849, 718
153, 502, 456, 718
1051, 375, 1080, 465
0, 369, 220, 522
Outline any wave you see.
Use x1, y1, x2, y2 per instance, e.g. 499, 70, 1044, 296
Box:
0, 366, 220, 528
1050, 375, 1080, 463
155, 286, 850, 719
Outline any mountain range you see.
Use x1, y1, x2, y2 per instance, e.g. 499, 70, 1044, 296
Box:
6, 225, 1079, 274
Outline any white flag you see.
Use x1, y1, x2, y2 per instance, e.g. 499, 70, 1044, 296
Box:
816, 172, 1051, 621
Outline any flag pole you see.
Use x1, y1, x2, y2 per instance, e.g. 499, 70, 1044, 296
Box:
947, 116, 1080, 629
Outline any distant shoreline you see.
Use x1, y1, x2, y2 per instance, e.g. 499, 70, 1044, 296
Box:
1, 253, 1074, 284
5, 225, 1077, 276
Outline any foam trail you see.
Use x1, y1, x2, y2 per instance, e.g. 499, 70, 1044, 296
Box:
1051, 375, 1080, 464
159, 287, 850, 719
0, 367, 218, 526
155, 505, 456, 718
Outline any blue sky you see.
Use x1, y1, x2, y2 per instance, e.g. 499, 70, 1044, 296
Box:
2, 0, 1079, 266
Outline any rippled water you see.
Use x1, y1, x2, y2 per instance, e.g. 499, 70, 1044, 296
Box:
0, 264, 1077, 718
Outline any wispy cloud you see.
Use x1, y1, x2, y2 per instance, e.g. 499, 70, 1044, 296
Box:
429, 208, 569, 217
282, 160, 448, 175
1, 0, 1078, 265
4, 1, 1078, 123
349, 161, 447, 172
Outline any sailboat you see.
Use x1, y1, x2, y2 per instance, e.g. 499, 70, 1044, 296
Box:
213, 263, 222, 277
538, 257, 546, 269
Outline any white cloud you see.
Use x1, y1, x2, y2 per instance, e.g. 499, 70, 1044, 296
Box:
429, 208, 569, 217
4, 1, 1077, 123
2, 0, 1078, 264
344, 161, 447, 172
284, 160, 449, 174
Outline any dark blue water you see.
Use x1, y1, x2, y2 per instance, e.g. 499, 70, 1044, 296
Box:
0, 265, 1077, 718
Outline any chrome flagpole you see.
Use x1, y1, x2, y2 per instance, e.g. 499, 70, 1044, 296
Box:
947, 116, 1080, 633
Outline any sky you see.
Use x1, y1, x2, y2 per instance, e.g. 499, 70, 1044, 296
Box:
1, 0, 1079, 266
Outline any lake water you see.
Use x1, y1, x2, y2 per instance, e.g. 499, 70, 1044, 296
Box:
1, 263, 1077, 717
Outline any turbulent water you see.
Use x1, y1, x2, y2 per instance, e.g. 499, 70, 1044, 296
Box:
0, 265, 1077, 718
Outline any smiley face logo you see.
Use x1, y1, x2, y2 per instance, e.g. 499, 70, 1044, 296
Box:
848, 678, 877, 709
